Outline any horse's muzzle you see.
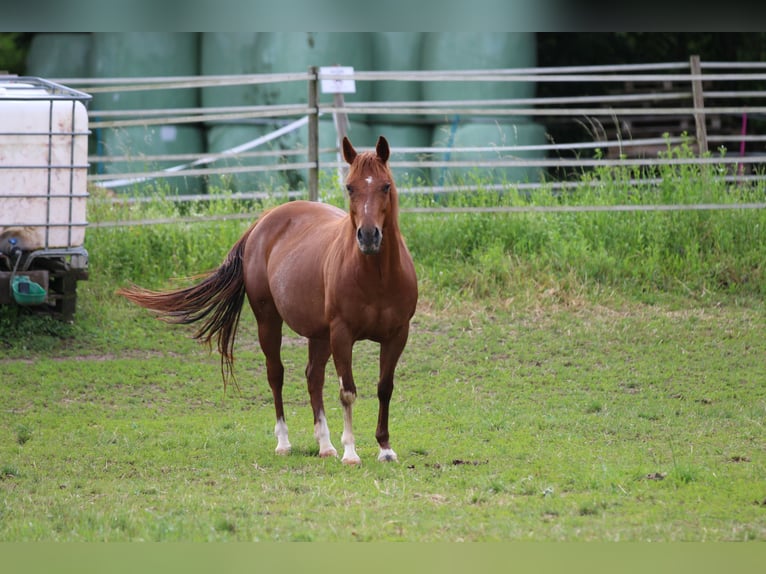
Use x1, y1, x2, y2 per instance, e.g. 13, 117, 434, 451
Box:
356, 226, 382, 255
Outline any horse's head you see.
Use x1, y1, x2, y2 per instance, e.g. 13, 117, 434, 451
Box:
342, 135, 397, 255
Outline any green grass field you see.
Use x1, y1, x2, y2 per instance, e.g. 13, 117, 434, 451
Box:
1, 149, 765, 541
1, 292, 764, 541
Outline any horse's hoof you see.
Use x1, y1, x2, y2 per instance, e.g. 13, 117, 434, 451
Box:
319, 448, 338, 458
341, 455, 362, 466
275, 446, 291, 455
378, 448, 398, 462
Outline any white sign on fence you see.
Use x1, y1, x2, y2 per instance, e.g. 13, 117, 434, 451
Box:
320, 66, 356, 94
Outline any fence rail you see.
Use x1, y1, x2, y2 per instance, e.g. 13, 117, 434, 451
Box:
54, 57, 766, 220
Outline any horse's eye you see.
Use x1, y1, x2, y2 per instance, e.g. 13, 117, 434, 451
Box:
346, 184, 354, 195
382, 183, 391, 193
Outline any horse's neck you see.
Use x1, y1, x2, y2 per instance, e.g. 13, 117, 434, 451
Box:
373, 225, 406, 277
383, 224, 404, 264
382, 195, 403, 262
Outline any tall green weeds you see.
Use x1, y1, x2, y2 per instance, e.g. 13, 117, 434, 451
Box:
403, 140, 766, 301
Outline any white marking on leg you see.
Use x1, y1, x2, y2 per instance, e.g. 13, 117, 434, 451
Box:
341, 404, 360, 465
378, 447, 398, 462
339, 378, 361, 465
274, 417, 291, 455
314, 410, 337, 458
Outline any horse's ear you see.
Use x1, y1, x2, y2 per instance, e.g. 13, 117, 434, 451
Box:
376, 136, 390, 164
342, 136, 357, 165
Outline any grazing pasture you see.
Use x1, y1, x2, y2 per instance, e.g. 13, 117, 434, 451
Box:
1, 293, 764, 541
1, 151, 765, 541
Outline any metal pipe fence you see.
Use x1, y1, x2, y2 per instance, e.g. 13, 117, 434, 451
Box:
55, 57, 766, 221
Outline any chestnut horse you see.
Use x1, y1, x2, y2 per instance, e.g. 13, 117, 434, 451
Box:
118, 136, 418, 464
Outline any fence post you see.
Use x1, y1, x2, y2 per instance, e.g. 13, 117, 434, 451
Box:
689, 55, 708, 156
307, 66, 319, 201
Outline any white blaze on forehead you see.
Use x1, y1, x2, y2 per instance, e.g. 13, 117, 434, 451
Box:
365, 176, 373, 184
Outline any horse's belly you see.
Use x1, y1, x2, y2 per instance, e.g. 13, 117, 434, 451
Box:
268, 250, 329, 338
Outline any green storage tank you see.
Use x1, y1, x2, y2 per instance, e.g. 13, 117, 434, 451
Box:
200, 33, 261, 109
254, 33, 373, 114
422, 33, 546, 184
89, 33, 204, 194
205, 122, 288, 194
370, 33, 432, 185
201, 33, 276, 193
250, 34, 377, 192
421, 32, 537, 105
371, 32, 423, 125
26, 33, 92, 79
202, 33, 378, 194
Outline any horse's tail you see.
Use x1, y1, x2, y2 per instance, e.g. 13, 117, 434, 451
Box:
117, 223, 256, 388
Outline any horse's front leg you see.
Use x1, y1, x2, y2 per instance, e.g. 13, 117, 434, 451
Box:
306, 338, 337, 458
376, 326, 410, 462
330, 323, 361, 465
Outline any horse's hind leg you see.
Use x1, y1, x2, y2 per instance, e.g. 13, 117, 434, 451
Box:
255, 304, 290, 454
306, 338, 337, 458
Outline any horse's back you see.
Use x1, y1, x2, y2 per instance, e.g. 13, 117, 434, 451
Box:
259, 200, 345, 229
247, 200, 345, 253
